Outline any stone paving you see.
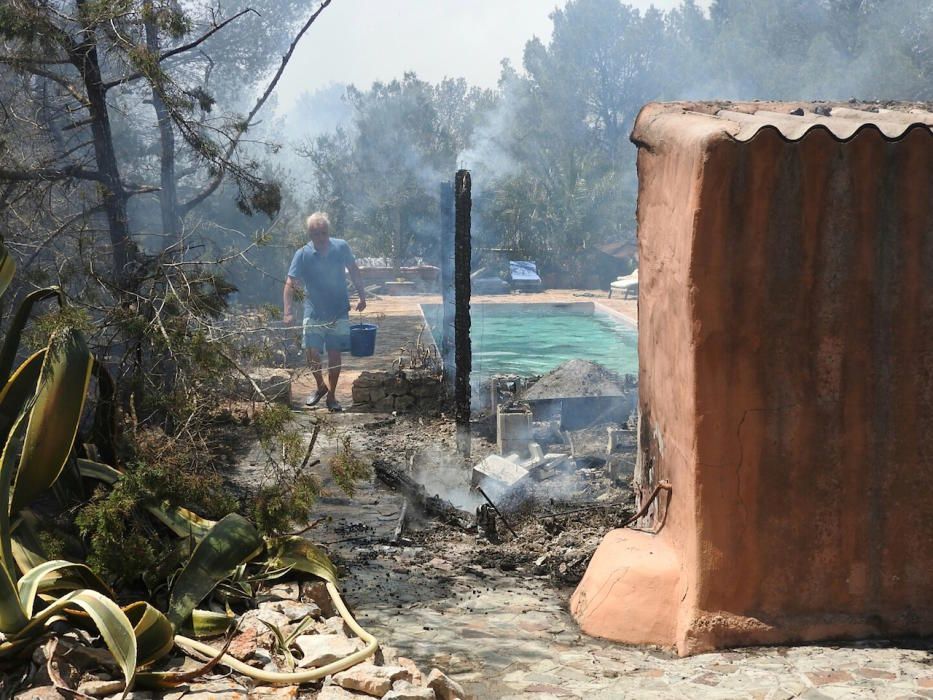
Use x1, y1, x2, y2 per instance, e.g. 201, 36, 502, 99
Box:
345, 536, 933, 699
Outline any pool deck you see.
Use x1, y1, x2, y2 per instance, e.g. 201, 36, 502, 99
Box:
292, 290, 638, 408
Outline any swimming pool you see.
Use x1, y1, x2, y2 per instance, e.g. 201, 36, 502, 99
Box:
420, 302, 638, 379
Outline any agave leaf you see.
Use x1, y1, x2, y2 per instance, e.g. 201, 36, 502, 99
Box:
265, 536, 338, 585
9, 588, 137, 693
16, 559, 111, 618
10, 329, 94, 514
259, 617, 296, 672
0, 287, 65, 386
0, 350, 43, 451
283, 614, 316, 645
186, 608, 235, 638
0, 413, 29, 581
123, 601, 175, 666
166, 514, 263, 629
9, 510, 47, 575
8, 511, 105, 599
0, 241, 15, 299
12, 508, 105, 598
0, 555, 27, 634
75, 457, 122, 485
145, 503, 215, 541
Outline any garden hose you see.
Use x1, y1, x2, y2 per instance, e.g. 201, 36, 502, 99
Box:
173, 581, 378, 685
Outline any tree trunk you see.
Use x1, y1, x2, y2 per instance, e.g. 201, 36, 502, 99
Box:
145, 11, 183, 248
71, 8, 134, 284
393, 206, 403, 275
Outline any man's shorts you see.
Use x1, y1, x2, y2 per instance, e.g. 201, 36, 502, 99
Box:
302, 316, 350, 353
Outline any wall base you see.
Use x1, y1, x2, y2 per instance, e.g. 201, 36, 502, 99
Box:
572, 531, 933, 657
570, 529, 680, 649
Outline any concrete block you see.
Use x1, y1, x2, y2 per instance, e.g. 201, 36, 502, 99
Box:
497, 405, 532, 457
472, 454, 529, 492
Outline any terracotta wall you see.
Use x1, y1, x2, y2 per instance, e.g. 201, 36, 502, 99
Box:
572, 104, 933, 655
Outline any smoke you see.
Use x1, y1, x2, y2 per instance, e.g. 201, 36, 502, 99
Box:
411, 445, 484, 511
456, 90, 520, 189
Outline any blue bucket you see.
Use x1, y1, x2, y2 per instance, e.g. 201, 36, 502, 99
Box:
349, 323, 378, 357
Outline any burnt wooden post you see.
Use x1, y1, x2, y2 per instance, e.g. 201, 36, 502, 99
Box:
439, 180, 455, 389
454, 170, 472, 457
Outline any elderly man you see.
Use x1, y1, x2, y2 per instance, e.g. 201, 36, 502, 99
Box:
284, 212, 366, 411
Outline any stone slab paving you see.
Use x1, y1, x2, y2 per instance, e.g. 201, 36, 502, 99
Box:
349, 547, 932, 698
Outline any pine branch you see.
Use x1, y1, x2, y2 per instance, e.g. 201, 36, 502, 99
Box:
0, 165, 104, 183
101, 8, 258, 91
181, 0, 333, 215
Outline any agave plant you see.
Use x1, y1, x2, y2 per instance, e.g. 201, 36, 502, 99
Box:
0, 242, 377, 694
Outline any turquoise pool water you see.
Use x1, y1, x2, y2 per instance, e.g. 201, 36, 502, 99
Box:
421, 303, 638, 379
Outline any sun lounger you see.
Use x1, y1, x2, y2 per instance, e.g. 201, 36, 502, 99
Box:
509, 261, 542, 291
609, 269, 638, 299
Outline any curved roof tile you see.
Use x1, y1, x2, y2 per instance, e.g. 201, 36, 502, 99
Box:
634, 101, 933, 144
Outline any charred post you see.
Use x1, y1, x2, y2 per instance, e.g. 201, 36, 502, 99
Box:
439, 180, 455, 390
454, 169, 472, 457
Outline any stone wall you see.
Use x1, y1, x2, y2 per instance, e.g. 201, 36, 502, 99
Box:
351, 369, 446, 413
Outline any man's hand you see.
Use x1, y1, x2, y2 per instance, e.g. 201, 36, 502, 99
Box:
355, 299, 367, 313
284, 311, 295, 325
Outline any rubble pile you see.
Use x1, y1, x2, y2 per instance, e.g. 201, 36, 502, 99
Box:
520, 359, 632, 400
351, 405, 639, 589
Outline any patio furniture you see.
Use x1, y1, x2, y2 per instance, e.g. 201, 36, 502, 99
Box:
609, 269, 638, 299
509, 260, 542, 291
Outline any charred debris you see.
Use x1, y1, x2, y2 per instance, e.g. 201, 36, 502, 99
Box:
367, 360, 640, 585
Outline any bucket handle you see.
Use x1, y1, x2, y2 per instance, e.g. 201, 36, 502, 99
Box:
354, 311, 384, 327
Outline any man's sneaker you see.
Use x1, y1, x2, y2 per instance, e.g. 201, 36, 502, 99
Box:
326, 397, 343, 413
305, 387, 328, 407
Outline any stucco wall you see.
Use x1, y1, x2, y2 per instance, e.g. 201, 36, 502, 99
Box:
572, 103, 933, 655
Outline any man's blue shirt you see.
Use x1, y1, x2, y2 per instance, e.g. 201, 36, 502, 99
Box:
288, 238, 355, 322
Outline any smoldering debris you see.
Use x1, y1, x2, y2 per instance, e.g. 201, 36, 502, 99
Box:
373, 458, 473, 532
359, 411, 637, 586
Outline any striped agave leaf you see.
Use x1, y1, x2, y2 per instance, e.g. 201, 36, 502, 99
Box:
166, 513, 263, 629
0, 241, 14, 299
10, 329, 93, 514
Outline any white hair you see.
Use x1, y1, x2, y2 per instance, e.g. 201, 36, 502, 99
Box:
305, 212, 331, 233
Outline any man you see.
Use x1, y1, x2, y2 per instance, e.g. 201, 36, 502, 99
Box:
284, 212, 366, 411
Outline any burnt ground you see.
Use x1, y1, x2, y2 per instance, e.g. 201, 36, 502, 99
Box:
345, 411, 637, 588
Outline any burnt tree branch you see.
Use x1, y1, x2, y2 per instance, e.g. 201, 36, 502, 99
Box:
101, 8, 258, 91
181, 0, 332, 214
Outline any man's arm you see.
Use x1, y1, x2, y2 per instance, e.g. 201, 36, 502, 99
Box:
284, 275, 301, 324
347, 259, 367, 312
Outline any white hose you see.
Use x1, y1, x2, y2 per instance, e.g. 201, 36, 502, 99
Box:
174, 581, 378, 685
